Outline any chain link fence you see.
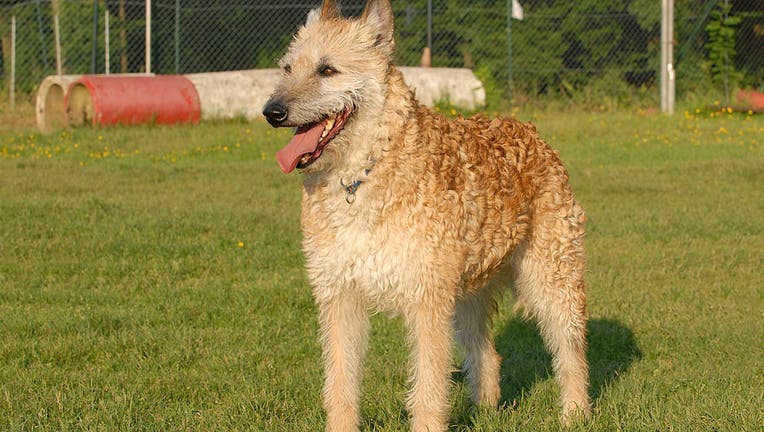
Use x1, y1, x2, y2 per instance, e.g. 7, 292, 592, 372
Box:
2, 0, 763, 109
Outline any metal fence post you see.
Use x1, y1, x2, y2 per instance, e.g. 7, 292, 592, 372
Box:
35, 0, 51, 72
661, 0, 675, 115
427, 0, 432, 55
105, 9, 110, 74
175, 0, 180, 74
92, 0, 99, 74
10, 15, 15, 111
146, 0, 152, 74
667, 0, 675, 114
506, 0, 514, 100
722, 0, 730, 106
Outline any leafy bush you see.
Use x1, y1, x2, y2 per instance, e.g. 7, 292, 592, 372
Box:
705, 1, 741, 87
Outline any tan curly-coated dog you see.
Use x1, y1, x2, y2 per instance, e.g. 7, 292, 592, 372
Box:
263, 1, 590, 430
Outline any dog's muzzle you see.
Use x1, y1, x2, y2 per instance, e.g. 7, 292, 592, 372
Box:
263, 100, 288, 127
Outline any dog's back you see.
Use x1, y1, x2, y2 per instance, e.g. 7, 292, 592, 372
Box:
303, 97, 580, 293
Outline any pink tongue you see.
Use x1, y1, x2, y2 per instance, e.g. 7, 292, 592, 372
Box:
275, 123, 325, 173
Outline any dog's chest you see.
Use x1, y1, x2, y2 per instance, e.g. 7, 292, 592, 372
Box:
301, 191, 429, 309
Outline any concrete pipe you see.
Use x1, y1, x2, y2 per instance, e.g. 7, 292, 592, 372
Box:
185, 70, 282, 121
48, 67, 484, 129
398, 67, 485, 109
186, 67, 485, 121
36, 75, 81, 133
66, 75, 201, 127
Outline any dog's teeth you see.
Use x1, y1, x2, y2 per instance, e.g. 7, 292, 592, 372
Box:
321, 118, 335, 138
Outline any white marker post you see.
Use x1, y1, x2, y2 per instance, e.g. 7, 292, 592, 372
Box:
54, 14, 63, 75
661, 0, 675, 115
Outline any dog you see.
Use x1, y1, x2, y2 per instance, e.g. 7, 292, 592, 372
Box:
262, 1, 591, 430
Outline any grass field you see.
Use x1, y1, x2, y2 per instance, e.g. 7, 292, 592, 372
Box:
0, 108, 762, 431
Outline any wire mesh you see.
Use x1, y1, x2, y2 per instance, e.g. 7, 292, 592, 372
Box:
1, 0, 763, 107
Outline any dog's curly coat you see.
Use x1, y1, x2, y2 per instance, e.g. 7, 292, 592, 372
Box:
263, 1, 591, 430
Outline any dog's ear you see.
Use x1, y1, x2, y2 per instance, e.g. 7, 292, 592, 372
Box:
320, 0, 342, 20
306, 0, 341, 25
306, 8, 321, 25
361, 0, 395, 57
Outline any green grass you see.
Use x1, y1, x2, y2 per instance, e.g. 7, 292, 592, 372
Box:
1, 109, 762, 431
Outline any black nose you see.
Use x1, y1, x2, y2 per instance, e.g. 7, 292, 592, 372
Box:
263, 101, 288, 126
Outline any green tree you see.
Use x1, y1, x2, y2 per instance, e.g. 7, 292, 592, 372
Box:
705, 0, 741, 87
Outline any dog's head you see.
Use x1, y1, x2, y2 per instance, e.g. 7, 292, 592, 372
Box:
263, 0, 396, 174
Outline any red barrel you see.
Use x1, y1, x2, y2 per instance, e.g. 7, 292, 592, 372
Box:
736, 90, 764, 112
66, 75, 201, 127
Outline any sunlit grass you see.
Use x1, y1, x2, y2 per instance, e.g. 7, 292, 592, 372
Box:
0, 122, 285, 164
0, 111, 762, 431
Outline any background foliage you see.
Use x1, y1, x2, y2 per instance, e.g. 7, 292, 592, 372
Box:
1, 0, 763, 107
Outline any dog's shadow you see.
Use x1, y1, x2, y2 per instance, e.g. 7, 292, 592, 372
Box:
493, 317, 642, 408
365, 317, 640, 430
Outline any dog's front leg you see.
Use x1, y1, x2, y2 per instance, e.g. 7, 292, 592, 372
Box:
318, 293, 369, 432
405, 301, 455, 432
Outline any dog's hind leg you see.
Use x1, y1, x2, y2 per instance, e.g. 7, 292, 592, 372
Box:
511, 199, 591, 424
404, 298, 455, 432
455, 285, 502, 407
318, 293, 369, 432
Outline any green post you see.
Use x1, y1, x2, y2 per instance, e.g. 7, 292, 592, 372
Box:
174, 0, 180, 73
35, 0, 51, 71
92, 0, 99, 74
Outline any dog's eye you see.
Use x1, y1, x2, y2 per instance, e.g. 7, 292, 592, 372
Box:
283, 65, 292, 74
318, 66, 338, 77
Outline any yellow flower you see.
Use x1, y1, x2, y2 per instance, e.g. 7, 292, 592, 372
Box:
237, 242, 245, 248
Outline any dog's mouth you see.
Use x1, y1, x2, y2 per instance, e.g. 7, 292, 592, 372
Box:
275, 109, 352, 173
